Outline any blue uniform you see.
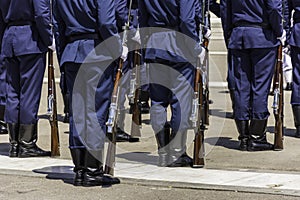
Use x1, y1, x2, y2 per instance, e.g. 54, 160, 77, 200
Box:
139, 0, 202, 166
0, 55, 6, 107
0, 0, 52, 157
286, 0, 300, 105
53, 0, 121, 150
221, 0, 282, 151
222, 0, 282, 121
286, 0, 300, 137
53, 0, 122, 186
0, 0, 51, 125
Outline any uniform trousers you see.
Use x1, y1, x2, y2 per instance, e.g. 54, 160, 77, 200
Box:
5, 53, 46, 124
291, 46, 300, 105
231, 47, 277, 120
148, 60, 194, 134
64, 61, 114, 149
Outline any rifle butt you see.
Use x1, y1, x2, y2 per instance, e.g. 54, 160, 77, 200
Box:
130, 121, 141, 137
192, 130, 205, 168
51, 125, 60, 157
273, 118, 284, 151
104, 140, 116, 175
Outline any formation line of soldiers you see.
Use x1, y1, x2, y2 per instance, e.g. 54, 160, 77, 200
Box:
1, 0, 300, 187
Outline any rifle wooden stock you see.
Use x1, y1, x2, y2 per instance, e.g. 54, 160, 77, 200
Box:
192, 59, 205, 168
104, 59, 124, 176
130, 47, 142, 137
273, 45, 284, 150
47, 49, 60, 157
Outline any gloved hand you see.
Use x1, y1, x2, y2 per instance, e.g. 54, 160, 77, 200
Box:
282, 44, 291, 55
48, 36, 56, 52
131, 29, 141, 45
198, 47, 206, 65
121, 45, 128, 61
203, 28, 211, 40
277, 30, 286, 46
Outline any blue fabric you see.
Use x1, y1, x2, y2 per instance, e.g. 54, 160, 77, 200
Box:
232, 48, 277, 120
149, 61, 194, 133
291, 46, 300, 105
5, 53, 46, 124
53, 0, 122, 66
287, 0, 300, 48
0, 0, 52, 57
221, 0, 282, 49
139, 0, 202, 62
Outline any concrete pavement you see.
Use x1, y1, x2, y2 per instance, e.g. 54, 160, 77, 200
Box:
0, 84, 300, 198
1, 16, 300, 198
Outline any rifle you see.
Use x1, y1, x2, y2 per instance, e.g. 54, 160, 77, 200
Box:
104, 0, 132, 176
272, 44, 284, 150
191, 0, 210, 168
202, 0, 210, 126
47, 49, 60, 157
191, 58, 205, 168
130, 43, 142, 137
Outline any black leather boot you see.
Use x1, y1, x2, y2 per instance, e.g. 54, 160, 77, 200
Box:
140, 90, 150, 114
292, 106, 300, 138
0, 105, 8, 134
168, 130, 192, 167
229, 89, 235, 119
235, 120, 249, 151
70, 148, 85, 186
63, 93, 70, 123
285, 82, 292, 91
248, 119, 273, 151
18, 124, 51, 157
116, 127, 139, 142
155, 123, 170, 167
83, 150, 120, 186
8, 123, 19, 157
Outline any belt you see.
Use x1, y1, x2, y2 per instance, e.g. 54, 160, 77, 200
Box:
7, 20, 33, 27
233, 21, 271, 29
66, 33, 101, 43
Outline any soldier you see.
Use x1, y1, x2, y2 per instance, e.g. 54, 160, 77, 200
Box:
221, 0, 284, 151
53, 0, 124, 186
0, 55, 8, 134
139, 0, 206, 167
286, 0, 300, 137
114, 0, 140, 142
0, 0, 52, 157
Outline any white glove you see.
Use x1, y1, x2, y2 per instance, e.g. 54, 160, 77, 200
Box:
131, 29, 141, 45
121, 45, 128, 61
48, 36, 56, 52
204, 28, 211, 40
278, 30, 286, 46
282, 45, 291, 55
198, 47, 206, 66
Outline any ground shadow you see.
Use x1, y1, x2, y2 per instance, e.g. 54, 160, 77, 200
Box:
267, 126, 297, 138
210, 108, 234, 119
116, 151, 157, 166
33, 165, 119, 188
205, 137, 240, 151
0, 143, 9, 156
33, 166, 75, 185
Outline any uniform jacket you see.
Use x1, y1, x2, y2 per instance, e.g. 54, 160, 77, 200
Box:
53, 0, 121, 66
287, 0, 300, 47
0, 0, 52, 58
221, 0, 282, 49
139, 0, 202, 63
